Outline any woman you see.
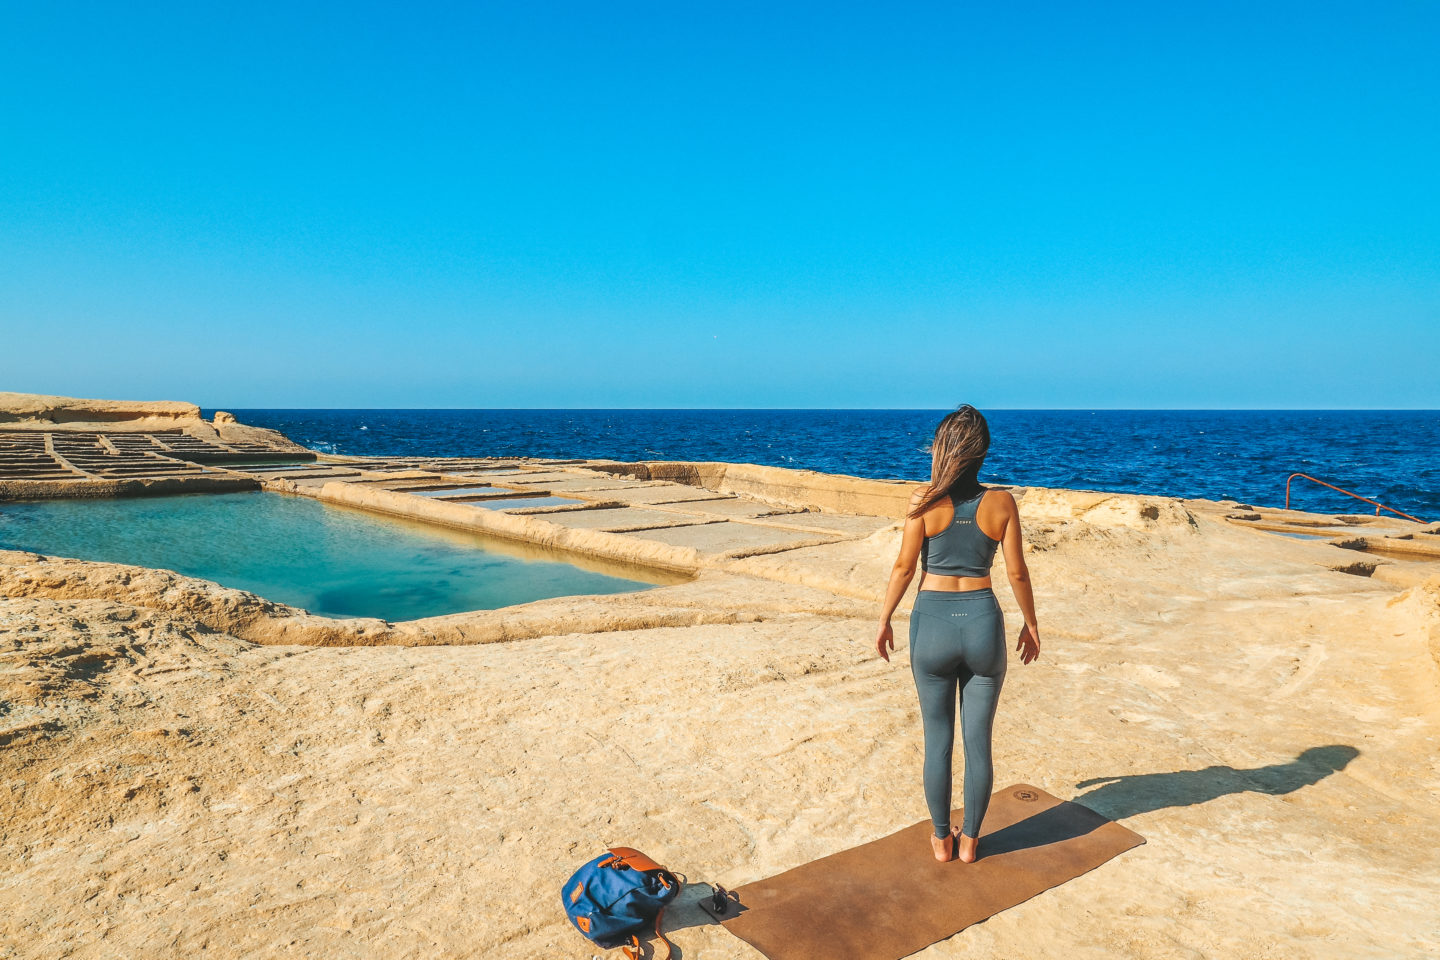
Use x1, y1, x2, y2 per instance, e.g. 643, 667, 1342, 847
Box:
875, 405, 1040, 863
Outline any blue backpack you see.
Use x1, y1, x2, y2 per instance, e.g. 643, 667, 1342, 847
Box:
562, 847, 679, 959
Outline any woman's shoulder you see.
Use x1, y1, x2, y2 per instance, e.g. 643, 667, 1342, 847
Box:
907, 485, 933, 515
908, 485, 954, 523
974, 487, 1015, 541
909, 484, 959, 504
978, 486, 1019, 514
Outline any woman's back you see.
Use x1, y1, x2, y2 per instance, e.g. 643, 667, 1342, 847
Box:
921, 489, 1001, 578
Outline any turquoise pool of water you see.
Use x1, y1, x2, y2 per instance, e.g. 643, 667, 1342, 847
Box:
0, 492, 662, 621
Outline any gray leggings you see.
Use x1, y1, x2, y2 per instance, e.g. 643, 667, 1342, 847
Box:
909, 589, 1007, 838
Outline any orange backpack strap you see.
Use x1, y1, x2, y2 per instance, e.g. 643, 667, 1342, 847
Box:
606, 847, 666, 875
606, 848, 673, 960
620, 906, 671, 960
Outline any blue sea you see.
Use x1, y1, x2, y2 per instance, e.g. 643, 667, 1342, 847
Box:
220, 410, 1440, 522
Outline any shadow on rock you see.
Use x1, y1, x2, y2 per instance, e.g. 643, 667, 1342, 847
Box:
1073, 744, 1359, 821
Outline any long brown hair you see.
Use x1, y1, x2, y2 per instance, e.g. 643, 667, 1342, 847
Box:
909, 405, 990, 518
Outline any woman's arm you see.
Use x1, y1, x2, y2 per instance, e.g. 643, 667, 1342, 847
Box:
998, 491, 1040, 664
875, 491, 928, 661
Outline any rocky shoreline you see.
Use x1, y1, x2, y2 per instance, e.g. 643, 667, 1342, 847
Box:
2, 393, 1438, 959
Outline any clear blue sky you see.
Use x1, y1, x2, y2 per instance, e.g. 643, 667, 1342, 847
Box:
1, 2, 1436, 408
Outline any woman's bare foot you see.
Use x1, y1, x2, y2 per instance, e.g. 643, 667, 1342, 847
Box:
955, 830, 979, 863
929, 832, 957, 862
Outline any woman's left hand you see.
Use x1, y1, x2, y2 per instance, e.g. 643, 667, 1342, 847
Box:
875, 621, 895, 661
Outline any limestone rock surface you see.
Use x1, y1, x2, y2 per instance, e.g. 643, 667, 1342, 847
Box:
2, 471, 1438, 959
0, 390, 310, 454
0, 390, 203, 430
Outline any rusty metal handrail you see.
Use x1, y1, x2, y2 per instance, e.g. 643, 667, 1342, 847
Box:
1284, 472, 1426, 523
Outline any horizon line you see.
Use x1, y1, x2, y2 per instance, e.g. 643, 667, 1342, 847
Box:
205, 406, 1440, 413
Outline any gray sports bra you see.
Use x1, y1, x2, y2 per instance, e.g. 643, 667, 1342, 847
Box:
921, 489, 1000, 577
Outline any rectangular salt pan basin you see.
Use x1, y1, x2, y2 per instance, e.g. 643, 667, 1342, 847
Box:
463, 496, 582, 510
233, 464, 321, 473
404, 485, 506, 498
0, 491, 659, 621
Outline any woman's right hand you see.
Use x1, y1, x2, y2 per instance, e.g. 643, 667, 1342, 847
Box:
1016, 624, 1040, 664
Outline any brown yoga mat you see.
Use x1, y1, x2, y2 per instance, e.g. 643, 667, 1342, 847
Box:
699, 784, 1144, 960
